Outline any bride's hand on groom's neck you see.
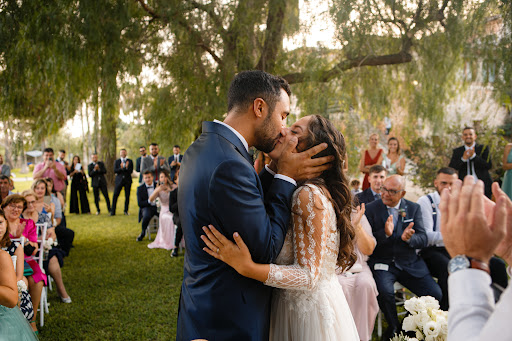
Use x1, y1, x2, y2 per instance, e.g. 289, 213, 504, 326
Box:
277, 140, 334, 182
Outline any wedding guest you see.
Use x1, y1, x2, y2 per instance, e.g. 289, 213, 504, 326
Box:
382, 137, 405, 175
140, 143, 170, 180
136, 170, 159, 241
440, 178, 512, 341
0, 154, 11, 177
355, 165, 387, 206
136, 146, 147, 184
350, 179, 361, 195
359, 134, 384, 191
33, 148, 67, 197
2, 194, 45, 333
69, 156, 90, 214
147, 170, 176, 250
0, 249, 37, 340
253, 151, 271, 174
170, 167, 183, 257
337, 204, 378, 341
45, 178, 74, 256
449, 127, 492, 198
501, 141, 512, 199
56, 149, 70, 202
111, 149, 133, 216
0, 175, 13, 202
88, 153, 111, 215
168, 145, 183, 181
365, 175, 441, 340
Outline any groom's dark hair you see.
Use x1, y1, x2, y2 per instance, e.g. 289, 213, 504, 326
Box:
227, 70, 291, 115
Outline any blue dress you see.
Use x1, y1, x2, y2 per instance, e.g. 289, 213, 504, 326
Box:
502, 148, 512, 199
0, 305, 38, 340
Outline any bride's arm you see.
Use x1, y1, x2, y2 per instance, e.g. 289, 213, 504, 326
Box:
202, 185, 329, 290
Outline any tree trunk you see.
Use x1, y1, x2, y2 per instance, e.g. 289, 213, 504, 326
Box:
93, 86, 100, 154
100, 71, 120, 190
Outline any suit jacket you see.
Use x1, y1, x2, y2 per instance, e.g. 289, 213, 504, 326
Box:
137, 181, 157, 222
449, 144, 492, 198
140, 155, 170, 176
169, 187, 179, 225
168, 154, 183, 180
355, 187, 377, 206
366, 198, 430, 278
136, 156, 144, 183
176, 121, 296, 341
114, 158, 133, 186
88, 161, 107, 188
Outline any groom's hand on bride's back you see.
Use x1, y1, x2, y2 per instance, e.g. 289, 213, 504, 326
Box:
276, 137, 334, 181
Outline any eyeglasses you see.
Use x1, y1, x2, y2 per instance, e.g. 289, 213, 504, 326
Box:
381, 187, 404, 196
26, 201, 36, 206
7, 204, 24, 211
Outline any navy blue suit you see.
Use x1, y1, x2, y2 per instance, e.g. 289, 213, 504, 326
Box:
137, 182, 158, 235
355, 187, 377, 206
111, 158, 133, 215
177, 121, 296, 341
365, 199, 441, 331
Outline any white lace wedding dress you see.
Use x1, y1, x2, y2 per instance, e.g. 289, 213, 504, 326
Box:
265, 184, 359, 341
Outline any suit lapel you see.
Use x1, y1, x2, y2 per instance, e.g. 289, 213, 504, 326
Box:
396, 199, 406, 235
203, 121, 253, 164
378, 200, 390, 230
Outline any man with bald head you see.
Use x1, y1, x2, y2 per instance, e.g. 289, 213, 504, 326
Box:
365, 175, 442, 340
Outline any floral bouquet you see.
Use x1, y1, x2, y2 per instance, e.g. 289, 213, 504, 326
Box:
398, 296, 448, 341
42, 237, 58, 260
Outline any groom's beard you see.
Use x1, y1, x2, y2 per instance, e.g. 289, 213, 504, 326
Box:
254, 114, 281, 153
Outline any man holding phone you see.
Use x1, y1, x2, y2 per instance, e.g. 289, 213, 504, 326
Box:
33, 148, 67, 194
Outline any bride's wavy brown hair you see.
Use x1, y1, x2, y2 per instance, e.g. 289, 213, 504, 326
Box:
297, 115, 356, 271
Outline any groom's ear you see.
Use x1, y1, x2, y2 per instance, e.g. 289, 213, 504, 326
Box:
252, 98, 267, 119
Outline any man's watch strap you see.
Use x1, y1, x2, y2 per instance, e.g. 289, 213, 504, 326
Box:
468, 257, 491, 274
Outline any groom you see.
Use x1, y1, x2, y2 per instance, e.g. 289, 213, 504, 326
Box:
177, 70, 332, 341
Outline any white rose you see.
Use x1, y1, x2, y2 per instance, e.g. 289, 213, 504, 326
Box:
402, 315, 417, 332
405, 297, 426, 314
408, 338, 419, 341
17, 280, 27, 292
420, 296, 440, 310
423, 320, 441, 338
415, 311, 431, 329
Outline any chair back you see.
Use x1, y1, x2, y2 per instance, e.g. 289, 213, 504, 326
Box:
35, 222, 48, 272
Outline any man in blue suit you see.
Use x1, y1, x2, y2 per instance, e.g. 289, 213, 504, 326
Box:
136, 170, 158, 241
365, 175, 442, 341
177, 70, 332, 341
355, 164, 387, 205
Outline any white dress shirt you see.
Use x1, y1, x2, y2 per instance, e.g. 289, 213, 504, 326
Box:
213, 120, 296, 186
448, 268, 512, 341
463, 142, 478, 183
146, 184, 155, 205
417, 191, 444, 247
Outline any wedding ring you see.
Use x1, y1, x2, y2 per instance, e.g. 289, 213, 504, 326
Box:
216, 248, 220, 253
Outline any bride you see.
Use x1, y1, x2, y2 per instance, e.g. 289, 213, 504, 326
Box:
201, 115, 360, 340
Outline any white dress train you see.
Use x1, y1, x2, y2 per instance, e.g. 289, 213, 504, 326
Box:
265, 184, 359, 341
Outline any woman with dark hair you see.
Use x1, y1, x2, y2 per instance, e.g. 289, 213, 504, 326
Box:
202, 115, 359, 340
69, 155, 90, 214
382, 137, 405, 175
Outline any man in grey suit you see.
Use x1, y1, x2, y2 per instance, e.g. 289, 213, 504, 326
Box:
140, 143, 170, 179
0, 154, 11, 177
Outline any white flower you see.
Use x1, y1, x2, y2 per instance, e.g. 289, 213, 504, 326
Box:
423, 320, 441, 338
416, 330, 424, 340
405, 297, 426, 314
409, 338, 419, 341
420, 296, 440, 310
402, 315, 418, 332
17, 280, 27, 293
415, 311, 431, 329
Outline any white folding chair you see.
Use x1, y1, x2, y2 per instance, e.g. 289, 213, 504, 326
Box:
34, 222, 50, 327
376, 282, 415, 338
147, 216, 159, 241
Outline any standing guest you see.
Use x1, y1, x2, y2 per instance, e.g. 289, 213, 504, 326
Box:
136, 170, 159, 241
382, 137, 405, 175
418, 168, 508, 309
441, 178, 512, 341
253, 151, 271, 174
148, 170, 175, 250
359, 134, 384, 191
0, 154, 11, 177
449, 126, 492, 198
501, 141, 512, 199
170, 167, 182, 257
33, 148, 67, 197
365, 175, 442, 340
168, 145, 183, 181
111, 149, 133, 216
136, 146, 147, 184
55, 150, 70, 202
0, 175, 13, 202
355, 165, 387, 205
141, 143, 170, 180
337, 205, 378, 341
88, 153, 111, 215
69, 156, 90, 215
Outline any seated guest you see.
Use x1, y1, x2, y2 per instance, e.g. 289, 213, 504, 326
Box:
350, 179, 362, 196
441, 178, 512, 341
418, 167, 508, 310
136, 170, 159, 241
147, 170, 176, 250
365, 175, 442, 340
337, 204, 378, 341
355, 165, 387, 205
0, 154, 11, 177
22, 190, 71, 303
2, 194, 45, 333
0, 175, 13, 202
170, 167, 183, 257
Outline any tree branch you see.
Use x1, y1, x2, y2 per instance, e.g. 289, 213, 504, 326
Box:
136, 0, 161, 19
282, 51, 413, 84
255, 0, 286, 71
186, 0, 227, 39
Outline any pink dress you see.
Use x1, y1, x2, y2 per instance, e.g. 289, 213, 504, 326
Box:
10, 218, 47, 285
147, 191, 176, 250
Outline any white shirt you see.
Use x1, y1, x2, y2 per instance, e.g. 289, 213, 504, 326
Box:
213, 120, 296, 186
448, 268, 512, 341
463, 142, 478, 183
417, 191, 444, 247
146, 183, 155, 205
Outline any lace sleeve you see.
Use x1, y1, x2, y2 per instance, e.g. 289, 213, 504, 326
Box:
264, 185, 331, 290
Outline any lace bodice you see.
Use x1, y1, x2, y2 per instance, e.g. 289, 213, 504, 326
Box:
265, 184, 340, 290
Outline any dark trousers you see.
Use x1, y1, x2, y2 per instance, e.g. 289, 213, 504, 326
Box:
371, 263, 442, 330
174, 223, 183, 248
140, 206, 159, 235
93, 183, 111, 212
111, 182, 131, 214
420, 246, 451, 310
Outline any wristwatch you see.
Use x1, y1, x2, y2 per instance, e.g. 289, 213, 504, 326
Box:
448, 255, 490, 275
